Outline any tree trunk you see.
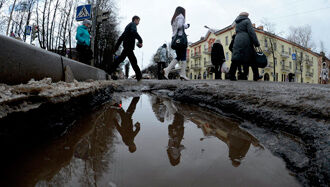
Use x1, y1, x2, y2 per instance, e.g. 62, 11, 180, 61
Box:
6, 0, 18, 36
49, 0, 60, 50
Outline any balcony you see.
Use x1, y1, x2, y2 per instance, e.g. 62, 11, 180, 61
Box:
191, 64, 202, 70
264, 63, 273, 70
305, 72, 313, 78
281, 65, 290, 72
191, 53, 202, 59
204, 61, 213, 67
305, 58, 313, 66
203, 48, 211, 55
280, 51, 290, 59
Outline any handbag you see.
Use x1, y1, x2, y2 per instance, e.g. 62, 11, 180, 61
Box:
171, 26, 187, 50
255, 47, 267, 68
221, 62, 229, 73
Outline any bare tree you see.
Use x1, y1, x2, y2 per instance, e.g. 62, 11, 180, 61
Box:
261, 18, 279, 82
0, 0, 5, 10
6, 0, 18, 36
287, 25, 315, 50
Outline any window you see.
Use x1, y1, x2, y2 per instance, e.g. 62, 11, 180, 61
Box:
190, 73, 192, 79
225, 36, 229, 45
273, 43, 277, 51
203, 72, 207, 79
290, 62, 292, 69
282, 45, 284, 52
264, 39, 268, 47
289, 48, 291, 55
225, 52, 229, 61
274, 58, 277, 66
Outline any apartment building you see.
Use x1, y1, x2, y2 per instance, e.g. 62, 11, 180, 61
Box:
187, 25, 320, 84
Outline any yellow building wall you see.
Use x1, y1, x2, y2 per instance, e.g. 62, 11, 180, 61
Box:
187, 28, 319, 84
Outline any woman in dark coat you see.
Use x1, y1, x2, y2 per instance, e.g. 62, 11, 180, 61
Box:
229, 12, 262, 81
211, 40, 225, 79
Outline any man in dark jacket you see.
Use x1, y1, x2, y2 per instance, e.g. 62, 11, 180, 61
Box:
110, 16, 143, 81
230, 12, 262, 81
211, 40, 225, 79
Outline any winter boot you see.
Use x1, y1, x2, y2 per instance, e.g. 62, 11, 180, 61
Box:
179, 61, 189, 81
163, 59, 178, 79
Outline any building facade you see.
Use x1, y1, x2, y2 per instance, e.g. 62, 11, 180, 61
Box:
187, 25, 320, 84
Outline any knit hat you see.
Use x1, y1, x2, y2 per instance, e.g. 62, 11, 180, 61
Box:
239, 12, 249, 17
83, 19, 92, 27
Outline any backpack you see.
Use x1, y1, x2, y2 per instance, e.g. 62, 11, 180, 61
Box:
153, 47, 162, 62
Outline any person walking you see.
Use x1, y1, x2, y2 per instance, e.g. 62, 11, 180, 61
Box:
110, 16, 143, 81
229, 12, 262, 81
163, 6, 190, 80
229, 32, 245, 80
156, 44, 168, 80
76, 19, 92, 65
320, 62, 329, 84
211, 39, 225, 79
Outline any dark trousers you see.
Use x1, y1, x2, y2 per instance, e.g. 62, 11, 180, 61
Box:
229, 60, 240, 79
157, 62, 166, 80
77, 44, 91, 65
214, 64, 222, 79
243, 62, 259, 80
110, 49, 142, 80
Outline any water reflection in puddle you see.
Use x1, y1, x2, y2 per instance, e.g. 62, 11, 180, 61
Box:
1, 94, 300, 187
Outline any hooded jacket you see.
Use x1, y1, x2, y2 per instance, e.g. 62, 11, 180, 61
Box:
76, 25, 90, 46
231, 15, 260, 63
115, 22, 143, 51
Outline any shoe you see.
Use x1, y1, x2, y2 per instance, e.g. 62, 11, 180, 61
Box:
162, 68, 169, 80
180, 76, 189, 81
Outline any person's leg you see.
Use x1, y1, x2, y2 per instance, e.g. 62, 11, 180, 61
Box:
127, 50, 142, 81
228, 61, 238, 80
214, 64, 221, 79
157, 62, 162, 80
179, 48, 189, 80
109, 49, 128, 74
164, 50, 181, 79
242, 63, 249, 80
251, 63, 261, 81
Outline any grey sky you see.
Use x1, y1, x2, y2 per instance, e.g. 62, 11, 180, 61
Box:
117, 0, 330, 71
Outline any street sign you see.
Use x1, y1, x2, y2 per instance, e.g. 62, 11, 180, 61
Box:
76, 4, 91, 21
25, 25, 32, 36
292, 53, 296, 60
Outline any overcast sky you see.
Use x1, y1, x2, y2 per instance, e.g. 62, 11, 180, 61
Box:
116, 0, 330, 72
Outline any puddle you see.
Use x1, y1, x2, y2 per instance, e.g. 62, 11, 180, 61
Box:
0, 94, 300, 187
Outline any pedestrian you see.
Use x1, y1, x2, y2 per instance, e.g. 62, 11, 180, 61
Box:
111, 16, 143, 81
229, 31, 245, 80
211, 39, 225, 79
320, 62, 329, 84
76, 19, 92, 65
163, 6, 190, 80
229, 12, 262, 81
156, 44, 168, 80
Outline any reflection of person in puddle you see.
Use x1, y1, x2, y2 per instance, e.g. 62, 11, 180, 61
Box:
167, 113, 185, 166
113, 97, 141, 153
228, 134, 251, 167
